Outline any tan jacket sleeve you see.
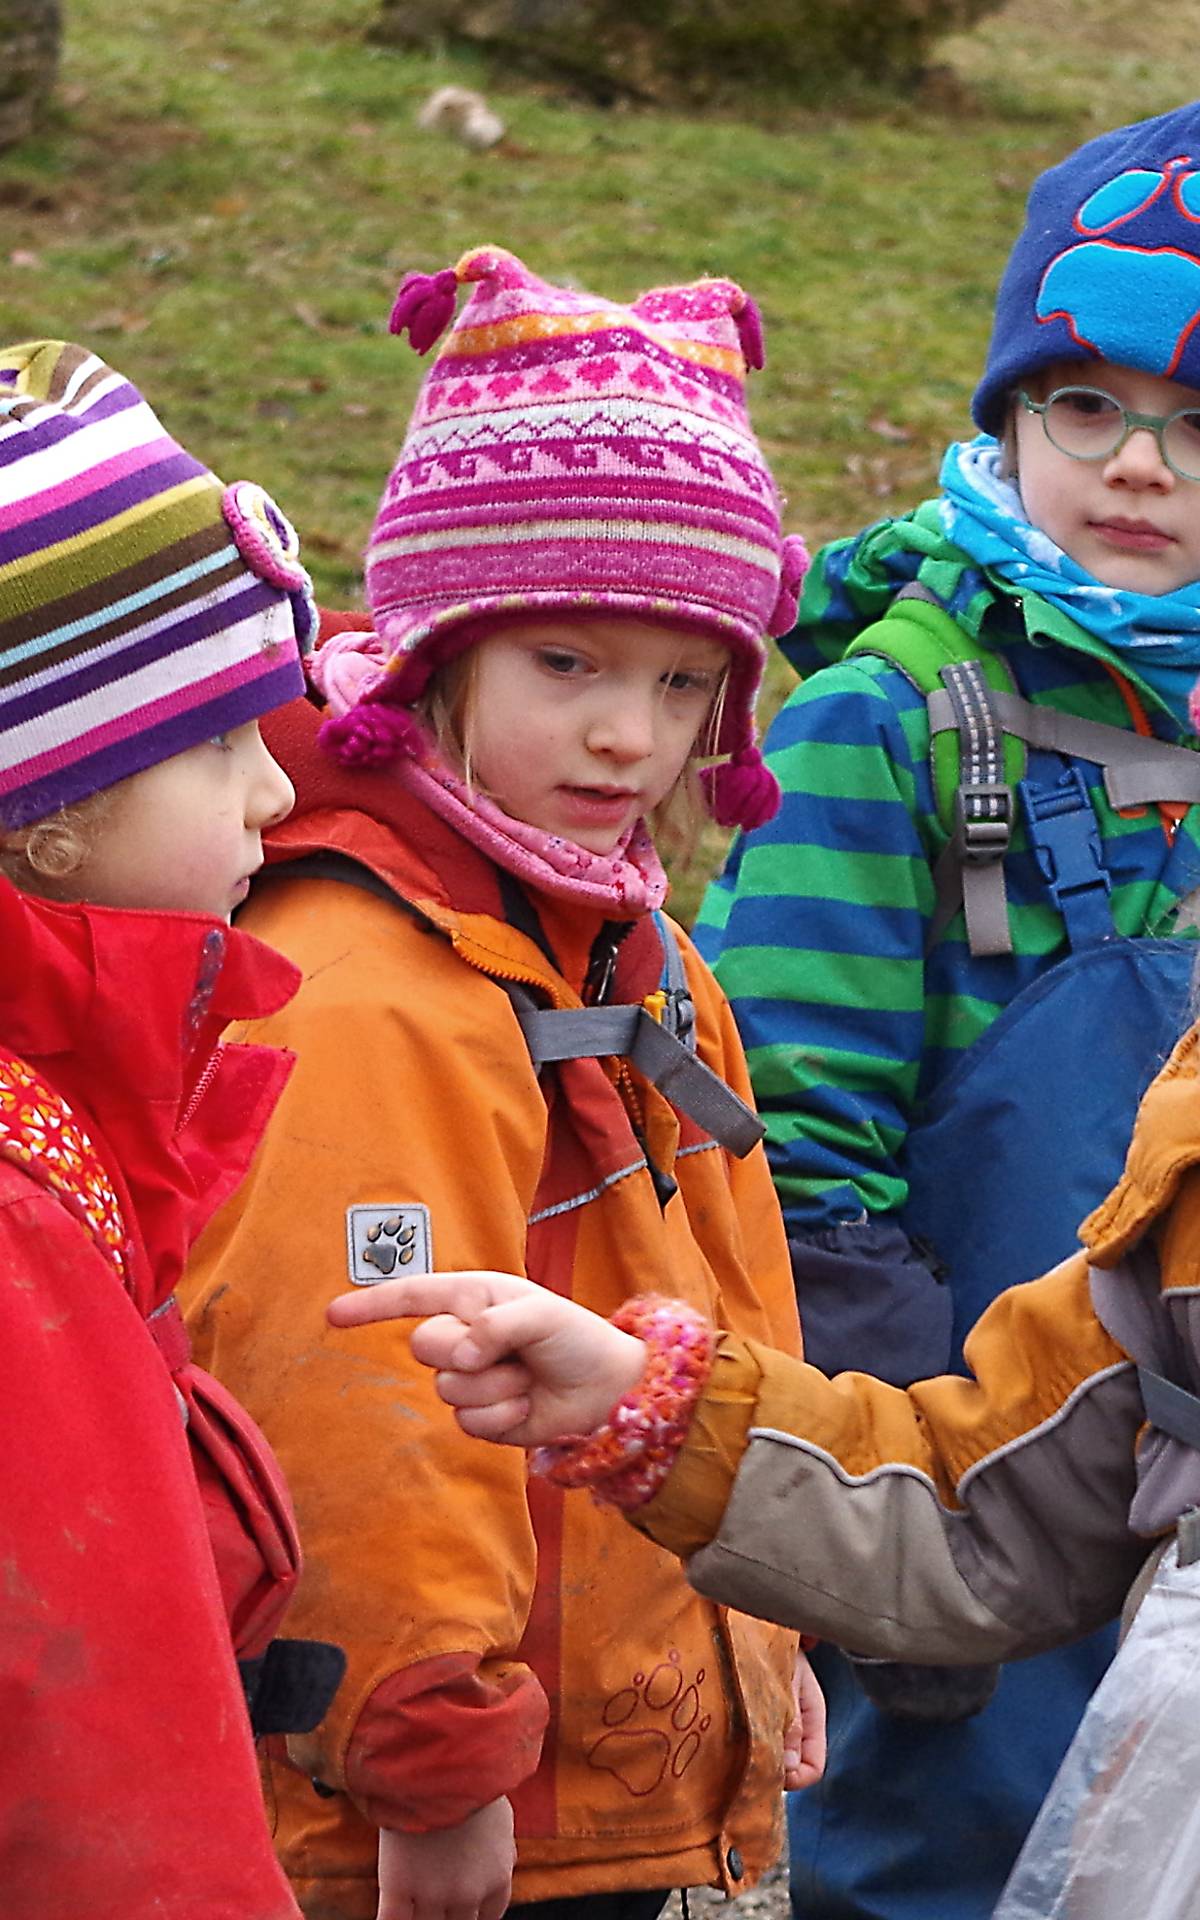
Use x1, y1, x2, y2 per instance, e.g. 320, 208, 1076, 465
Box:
638, 1251, 1150, 1662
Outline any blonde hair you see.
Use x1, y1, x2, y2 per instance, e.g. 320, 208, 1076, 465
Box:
0, 791, 112, 896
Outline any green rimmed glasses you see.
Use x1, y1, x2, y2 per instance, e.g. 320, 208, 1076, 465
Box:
1017, 385, 1200, 482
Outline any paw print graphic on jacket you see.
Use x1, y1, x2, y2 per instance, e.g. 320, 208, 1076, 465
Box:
587, 1651, 712, 1797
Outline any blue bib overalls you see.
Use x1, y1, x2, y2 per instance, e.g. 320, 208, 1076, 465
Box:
789, 768, 1198, 1920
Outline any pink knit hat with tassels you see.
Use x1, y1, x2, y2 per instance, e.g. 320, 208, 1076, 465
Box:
319, 245, 807, 830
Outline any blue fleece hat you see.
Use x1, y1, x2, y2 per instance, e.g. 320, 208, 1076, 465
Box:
973, 102, 1200, 435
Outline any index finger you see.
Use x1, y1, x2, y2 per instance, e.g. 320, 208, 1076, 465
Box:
327, 1269, 531, 1331
327, 1274, 488, 1329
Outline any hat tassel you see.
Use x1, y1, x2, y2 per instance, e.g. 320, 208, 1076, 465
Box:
701, 746, 781, 831
317, 700, 426, 769
388, 267, 461, 355
733, 294, 766, 372
767, 533, 810, 638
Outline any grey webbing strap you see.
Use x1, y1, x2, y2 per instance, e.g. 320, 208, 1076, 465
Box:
928, 688, 1200, 811
925, 681, 1200, 956
1137, 1366, 1200, 1452
1136, 1372, 1200, 1565
510, 995, 764, 1159
930, 661, 1014, 958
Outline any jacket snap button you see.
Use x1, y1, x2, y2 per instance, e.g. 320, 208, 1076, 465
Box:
727, 1847, 745, 1881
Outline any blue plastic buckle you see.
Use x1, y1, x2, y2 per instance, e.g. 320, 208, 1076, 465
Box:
1020, 769, 1113, 946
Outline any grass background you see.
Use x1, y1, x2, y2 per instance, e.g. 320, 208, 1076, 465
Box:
0, 0, 1195, 907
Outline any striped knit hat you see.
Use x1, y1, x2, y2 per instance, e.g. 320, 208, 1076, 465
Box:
317, 246, 807, 830
0, 340, 315, 830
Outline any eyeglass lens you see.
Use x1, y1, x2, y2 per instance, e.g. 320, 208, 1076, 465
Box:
1042, 388, 1200, 480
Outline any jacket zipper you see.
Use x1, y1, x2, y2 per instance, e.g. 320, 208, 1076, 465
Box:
179, 1044, 224, 1132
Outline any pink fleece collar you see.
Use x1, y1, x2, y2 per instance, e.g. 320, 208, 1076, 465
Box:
396, 750, 668, 918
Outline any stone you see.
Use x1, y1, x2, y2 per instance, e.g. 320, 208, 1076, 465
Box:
371, 0, 1008, 104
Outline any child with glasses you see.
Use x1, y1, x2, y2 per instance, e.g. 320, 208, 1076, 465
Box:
686, 99, 1200, 1920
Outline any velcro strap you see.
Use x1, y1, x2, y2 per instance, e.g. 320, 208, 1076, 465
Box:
238, 1638, 347, 1737
515, 1003, 764, 1158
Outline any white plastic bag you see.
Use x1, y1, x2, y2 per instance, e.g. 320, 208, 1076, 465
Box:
995, 1538, 1200, 1920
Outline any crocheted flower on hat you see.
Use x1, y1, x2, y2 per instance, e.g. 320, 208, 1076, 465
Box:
223, 481, 318, 652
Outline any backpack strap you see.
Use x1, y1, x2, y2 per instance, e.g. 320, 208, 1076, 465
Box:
1138, 1367, 1200, 1453
846, 584, 1024, 957
647, 906, 697, 1052
847, 583, 1200, 958
509, 988, 763, 1158
267, 854, 763, 1158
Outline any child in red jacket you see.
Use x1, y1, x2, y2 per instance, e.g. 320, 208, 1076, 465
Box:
0, 338, 340, 1919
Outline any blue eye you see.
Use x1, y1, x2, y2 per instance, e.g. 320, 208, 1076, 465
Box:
539, 649, 585, 675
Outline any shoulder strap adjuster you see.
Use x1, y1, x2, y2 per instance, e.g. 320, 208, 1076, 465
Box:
958, 784, 1014, 860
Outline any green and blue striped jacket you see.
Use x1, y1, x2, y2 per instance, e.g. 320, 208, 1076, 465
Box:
695, 517, 1200, 1381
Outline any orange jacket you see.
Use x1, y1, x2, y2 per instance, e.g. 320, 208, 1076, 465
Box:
181, 697, 800, 1915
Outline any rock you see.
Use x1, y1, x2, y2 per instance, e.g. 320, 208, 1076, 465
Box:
416, 85, 506, 150
372, 0, 1010, 105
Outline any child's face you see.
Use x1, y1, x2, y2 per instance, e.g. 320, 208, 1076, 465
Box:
464, 616, 727, 854
55, 720, 294, 919
1012, 358, 1200, 595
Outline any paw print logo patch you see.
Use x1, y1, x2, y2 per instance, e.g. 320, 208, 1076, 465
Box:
345, 1204, 432, 1285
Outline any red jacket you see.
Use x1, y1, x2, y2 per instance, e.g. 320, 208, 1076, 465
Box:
0, 877, 305, 1919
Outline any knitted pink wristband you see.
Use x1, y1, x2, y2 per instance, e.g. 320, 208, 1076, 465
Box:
530, 1296, 715, 1510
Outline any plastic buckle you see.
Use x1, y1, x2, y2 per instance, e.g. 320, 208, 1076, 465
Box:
1021, 769, 1111, 905
957, 782, 1013, 862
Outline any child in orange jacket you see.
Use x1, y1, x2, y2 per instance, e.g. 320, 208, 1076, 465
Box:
180, 247, 816, 1920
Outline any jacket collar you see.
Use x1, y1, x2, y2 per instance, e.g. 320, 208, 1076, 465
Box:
0, 876, 299, 1308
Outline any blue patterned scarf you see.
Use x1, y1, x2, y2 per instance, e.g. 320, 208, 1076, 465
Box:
939, 436, 1200, 730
